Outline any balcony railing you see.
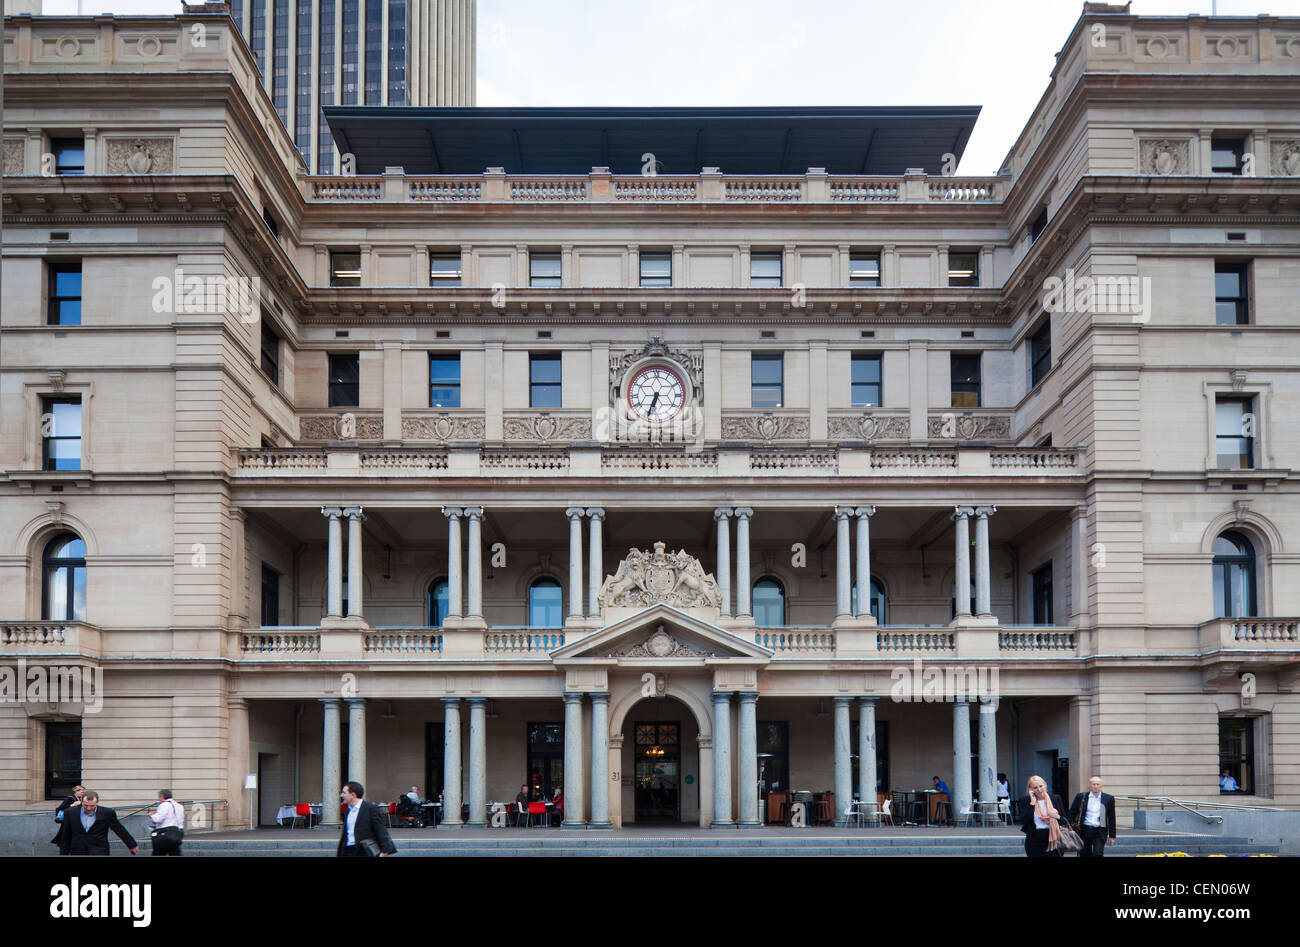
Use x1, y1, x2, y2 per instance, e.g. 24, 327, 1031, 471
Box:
0, 621, 101, 657
234, 445, 1084, 478
1199, 617, 1300, 652
301, 167, 1007, 205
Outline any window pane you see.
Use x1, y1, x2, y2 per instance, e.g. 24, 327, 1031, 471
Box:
1215, 400, 1245, 436
429, 579, 449, 626
1214, 269, 1243, 298
948, 252, 979, 286
531, 385, 562, 409
529, 580, 563, 627
951, 355, 980, 385
53, 269, 82, 297
530, 254, 561, 284
851, 355, 881, 384
50, 402, 82, 437
849, 255, 880, 285
753, 580, 785, 627
751, 355, 782, 385
430, 356, 461, 383
331, 253, 361, 286
430, 255, 461, 285
531, 355, 562, 384
640, 254, 671, 283
751, 386, 783, 409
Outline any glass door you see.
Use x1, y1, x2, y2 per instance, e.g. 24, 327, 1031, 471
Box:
634, 721, 680, 821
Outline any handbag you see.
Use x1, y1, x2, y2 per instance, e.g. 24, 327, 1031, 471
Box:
359, 838, 381, 857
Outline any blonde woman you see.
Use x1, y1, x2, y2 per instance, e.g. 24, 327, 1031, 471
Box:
1019, 775, 1066, 858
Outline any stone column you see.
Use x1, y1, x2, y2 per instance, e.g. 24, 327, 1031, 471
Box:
563, 692, 585, 826
440, 698, 462, 828
345, 697, 366, 786
1071, 504, 1089, 627
589, 692, 611, 828
322, 507, 343, 618
859, 698, 878, 804
952, 506, 973, 619
974, 506, 997, 618
443, 507, 463, 619
227, 697, 250, 828
978, 698, 998, 807
855, 506, 876, 618
834, 506, 854, 618
952, 699, 973, 822
734, 507, 753, 619
320, 698, 342, 824
586, 508, 604, 617
834, 697, 852, 815
565, 507, 585, 620
736, 692, 760, 827
711, 692, 733, 827
464, 507, 483, 620
714, 508, 733, 617
466, 697, 486, 827
344, 507, 364, 619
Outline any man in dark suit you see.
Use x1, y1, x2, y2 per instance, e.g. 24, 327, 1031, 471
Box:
336, 781, 397, 857
64, 790, 139, 856
1068, 775, 1118, 857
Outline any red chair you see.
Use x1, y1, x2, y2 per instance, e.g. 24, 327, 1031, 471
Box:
289, 802, 313, 830
385, 802, 398, 828
527, 801, 547, 828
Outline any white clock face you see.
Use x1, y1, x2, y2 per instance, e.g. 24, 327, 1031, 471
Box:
628, 367, 686, 422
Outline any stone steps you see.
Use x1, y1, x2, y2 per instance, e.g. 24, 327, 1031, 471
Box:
175, 832, 1280, 857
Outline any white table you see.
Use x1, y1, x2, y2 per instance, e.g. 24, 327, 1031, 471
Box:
275, 804, 321, 825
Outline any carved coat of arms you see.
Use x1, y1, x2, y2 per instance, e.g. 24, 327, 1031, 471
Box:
598, 542, 722, 609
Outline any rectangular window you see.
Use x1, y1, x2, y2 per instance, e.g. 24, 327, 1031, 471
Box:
387, 0, 408, 105
331, 252, 361, 287
341, 0, 359, 104
947, 251, 979, 287
1215, 397, 1254, 469
530, 252, 561, 287
1219, 717, 1253, 794
42, 397, 82, 471
751, 352, 784, 408
527, 722, 565, 801
48, 262, 82, 326
1214, 262, 1249, 325
261, 206, 279, 240
328, 353, 360, 407
1211, 137, 1246, 175
849, 253, 881, 287
261, 564, 280, 627
1030, 318, 1052, 387
851, 354, 882, 408
51, 138, 85, 175
317, 0, 336, 172
260, 320, 281, 386
364, 0, 383, 105
750, 252, 782, 288
951, 353, 981, 408
757, 721, 789, 801
1029, 207, 1048, 245
430, 252, 462, 287
429, 354, 461, 408
530, 353, 562, 408
1031, 563, 1053, 625
45, 721, 82, 800
640, 252, 672, 287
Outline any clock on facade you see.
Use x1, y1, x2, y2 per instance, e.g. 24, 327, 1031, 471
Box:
627, 366, 686, 422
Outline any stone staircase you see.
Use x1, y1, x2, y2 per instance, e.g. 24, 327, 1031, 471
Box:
174, 829, 1281, 857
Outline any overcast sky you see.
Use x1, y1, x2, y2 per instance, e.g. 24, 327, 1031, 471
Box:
39, 0, 1300, 173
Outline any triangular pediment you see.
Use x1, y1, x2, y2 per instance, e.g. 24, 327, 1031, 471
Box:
550, 604, 772, 664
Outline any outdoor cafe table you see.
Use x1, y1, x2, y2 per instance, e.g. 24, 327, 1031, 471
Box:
853, 800, 881, 827
275, 803, 321, 825
975, 799, 1002, 825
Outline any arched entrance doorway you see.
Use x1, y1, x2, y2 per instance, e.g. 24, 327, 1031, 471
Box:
622, 696, 700, 824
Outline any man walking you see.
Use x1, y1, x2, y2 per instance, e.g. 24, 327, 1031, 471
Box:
336, 781, 397, 857
1068, 776, 1117, 856
63, 790, 139, 856
149, 789, 185, 856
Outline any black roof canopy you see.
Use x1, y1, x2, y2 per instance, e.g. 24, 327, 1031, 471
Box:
322, 105, 981, 176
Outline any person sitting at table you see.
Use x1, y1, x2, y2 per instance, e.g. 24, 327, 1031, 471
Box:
932, 776, 950, 795
405, 786, 421, 805
514, 784, 530, 826
552, 787, 563, 826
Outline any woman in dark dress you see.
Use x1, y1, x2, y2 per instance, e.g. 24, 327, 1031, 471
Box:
51, 785, 86, 855
1020, 774, 1067, 858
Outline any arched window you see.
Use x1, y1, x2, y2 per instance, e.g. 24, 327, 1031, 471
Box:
43, 533, 86, 621
851, 578, 887, 624
528, 577, 563, 628
753, 577, 786, 627
427, 577, 449, 627
1213, 531, 1257, 618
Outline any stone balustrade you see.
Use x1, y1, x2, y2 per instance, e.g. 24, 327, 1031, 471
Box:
1199, 616, 1300, 651
234, 445, 1084, 479
0, 621, 99, 656
300, 167, 1006, 205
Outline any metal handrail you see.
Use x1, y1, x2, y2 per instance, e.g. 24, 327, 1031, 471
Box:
1122, 794, 1289, 823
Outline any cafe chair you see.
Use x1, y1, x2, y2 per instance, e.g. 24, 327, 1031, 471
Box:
958, 802, 981, 827
996, 799, 1012, 825
289, 802, 313, 830
527, 801, 547, 828
879, 798, 895, 826
511, 801, 527, 827
835, 801, 861, 828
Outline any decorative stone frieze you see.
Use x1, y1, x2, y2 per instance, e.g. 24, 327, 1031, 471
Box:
827, 414, 910, 441
402, 414, 486, 441
720, 414, 809, 441
606, 624, 716, 658
1270, 140, 1300, 176
300, 414, 382, 440
502, 414, 592, 441
1139, 138, 1191, 175
927, 414, 1012, 440
104, 137, 174, 174
2, 139, 24, 175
